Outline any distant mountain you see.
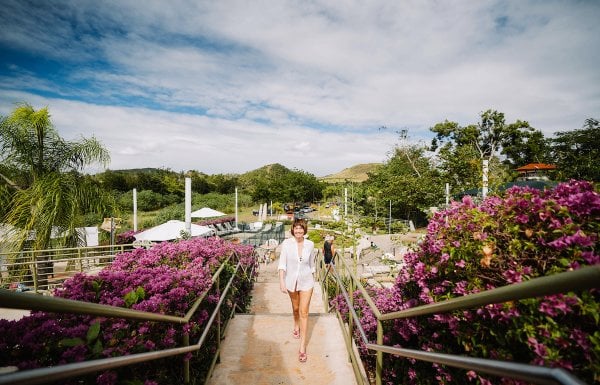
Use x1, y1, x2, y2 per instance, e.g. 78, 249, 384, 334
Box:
320, 163, 382, 183
109, 167, 163, 173
103, 163, 381, 184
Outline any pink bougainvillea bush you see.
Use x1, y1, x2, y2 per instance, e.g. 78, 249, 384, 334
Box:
195, 216, 236, 226
334, 180, 599, 384
115, 229, 137, 245
0, 237, 255, 384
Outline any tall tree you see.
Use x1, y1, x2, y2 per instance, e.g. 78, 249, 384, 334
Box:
248, 164, 323, 204
365, 144, 442, 224
501, 121, 550, 168
430, 110, 543, 192
0, 103, 113, 251
551, 118, 600, 181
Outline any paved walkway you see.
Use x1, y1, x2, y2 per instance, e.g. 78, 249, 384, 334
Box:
206, 259, 357, 385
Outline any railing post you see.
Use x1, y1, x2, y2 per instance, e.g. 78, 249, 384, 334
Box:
323, 263, 330, 312
348, 258, 354, 363
216, 274, 221, 355
31, 251, 39, 292
183, 332, 190, 383
77, 248, 83, 272
376, 319, 383, 385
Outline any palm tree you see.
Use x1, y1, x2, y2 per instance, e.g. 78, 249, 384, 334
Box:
0, 103, 114, 259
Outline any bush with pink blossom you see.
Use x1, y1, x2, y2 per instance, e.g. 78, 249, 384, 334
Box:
333, 180, 599, 384
0, 237, 256, 384
195, 216, 235, 226
115, 229, 137, 245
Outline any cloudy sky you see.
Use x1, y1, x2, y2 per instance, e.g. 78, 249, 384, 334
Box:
0, 1, 598, 177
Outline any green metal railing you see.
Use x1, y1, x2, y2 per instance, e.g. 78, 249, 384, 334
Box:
0, 247, 258, 385
315, 251, 598, 385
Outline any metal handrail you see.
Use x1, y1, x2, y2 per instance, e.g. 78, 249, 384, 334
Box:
0, 252, 234, 323
1, 244, 131, 259
379, 265, 599, 321
1, 244, 132, 293
317, 251, 598, 385
0, 249, 258, 385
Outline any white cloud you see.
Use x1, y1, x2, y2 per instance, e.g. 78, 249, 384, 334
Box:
0, 90, 393, 175
0, 0, 598, 176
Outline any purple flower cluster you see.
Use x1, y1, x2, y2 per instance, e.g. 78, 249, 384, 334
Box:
0, 237, 255, 384
115, 229, 137, 245
334, 180, 599, 384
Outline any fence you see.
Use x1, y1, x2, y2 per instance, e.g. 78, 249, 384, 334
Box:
0, 244, 131, 293
233, 222, 286, 247
0, 246, 259, 385
315, 251, 598, 385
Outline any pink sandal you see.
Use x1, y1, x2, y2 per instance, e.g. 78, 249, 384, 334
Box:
298, 351, 307, 363
292, 329, 300, 339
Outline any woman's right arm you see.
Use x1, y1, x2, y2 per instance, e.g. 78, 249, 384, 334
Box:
278, 241, 287, 293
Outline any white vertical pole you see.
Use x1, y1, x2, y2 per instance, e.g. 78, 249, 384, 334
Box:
482, 159, 489, 199
351, 183, 354, 217
388, 200, 392, 235
344, 188, 348, 217
445, 183, 450, 206
133, 188, 138, 232
185, 177, 191, 235
235, 187, 239, 229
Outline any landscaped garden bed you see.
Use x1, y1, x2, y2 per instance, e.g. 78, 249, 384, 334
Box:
0, 237, 256, 384
333, 180, 599, 384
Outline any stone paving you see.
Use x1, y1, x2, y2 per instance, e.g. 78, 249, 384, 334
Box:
206, 258, 357, 385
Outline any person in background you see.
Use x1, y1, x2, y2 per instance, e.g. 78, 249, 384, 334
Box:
323, 235, 335, 269
278, 219, 315, 363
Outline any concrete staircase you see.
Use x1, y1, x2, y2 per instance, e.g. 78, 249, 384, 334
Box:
205, 260, 357, 385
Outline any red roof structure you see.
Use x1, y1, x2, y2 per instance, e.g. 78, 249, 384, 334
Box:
515, 163, 556, 181
515, 163, 557, 171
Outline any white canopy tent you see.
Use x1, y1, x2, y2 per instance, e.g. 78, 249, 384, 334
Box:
190, 207, 227, 218
134, 220, 214, 242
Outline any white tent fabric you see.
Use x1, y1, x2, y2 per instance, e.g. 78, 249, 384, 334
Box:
190, 207, 227, 218
75, 227, 99, 247
134, 220, 214, 242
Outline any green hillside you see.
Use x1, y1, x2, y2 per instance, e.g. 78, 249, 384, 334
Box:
319, 163, 382, 183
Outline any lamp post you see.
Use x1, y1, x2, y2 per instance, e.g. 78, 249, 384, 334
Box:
388, 200, 392, 235
133, 188, 138, 232
185, 178, 191, 236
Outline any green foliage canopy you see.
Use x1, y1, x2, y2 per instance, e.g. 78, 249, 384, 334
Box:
430, 109, 550, 193
551, 118, 600, 182
0, 103, 114, 250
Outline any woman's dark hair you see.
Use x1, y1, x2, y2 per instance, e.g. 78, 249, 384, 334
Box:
290, 219, 308, 235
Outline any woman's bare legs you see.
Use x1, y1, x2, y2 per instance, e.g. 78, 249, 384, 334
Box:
298, 288, 313, 353
288, 291, 300, 333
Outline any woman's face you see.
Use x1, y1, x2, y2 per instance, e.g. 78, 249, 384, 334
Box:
293, 225, 305, 238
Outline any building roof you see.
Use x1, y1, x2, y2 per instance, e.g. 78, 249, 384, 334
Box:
515, 163, 557, 171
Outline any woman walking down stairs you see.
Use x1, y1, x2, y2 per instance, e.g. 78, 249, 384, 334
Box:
205, 258, 357, 385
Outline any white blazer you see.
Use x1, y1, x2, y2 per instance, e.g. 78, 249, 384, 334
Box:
278, 236, 315, 292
